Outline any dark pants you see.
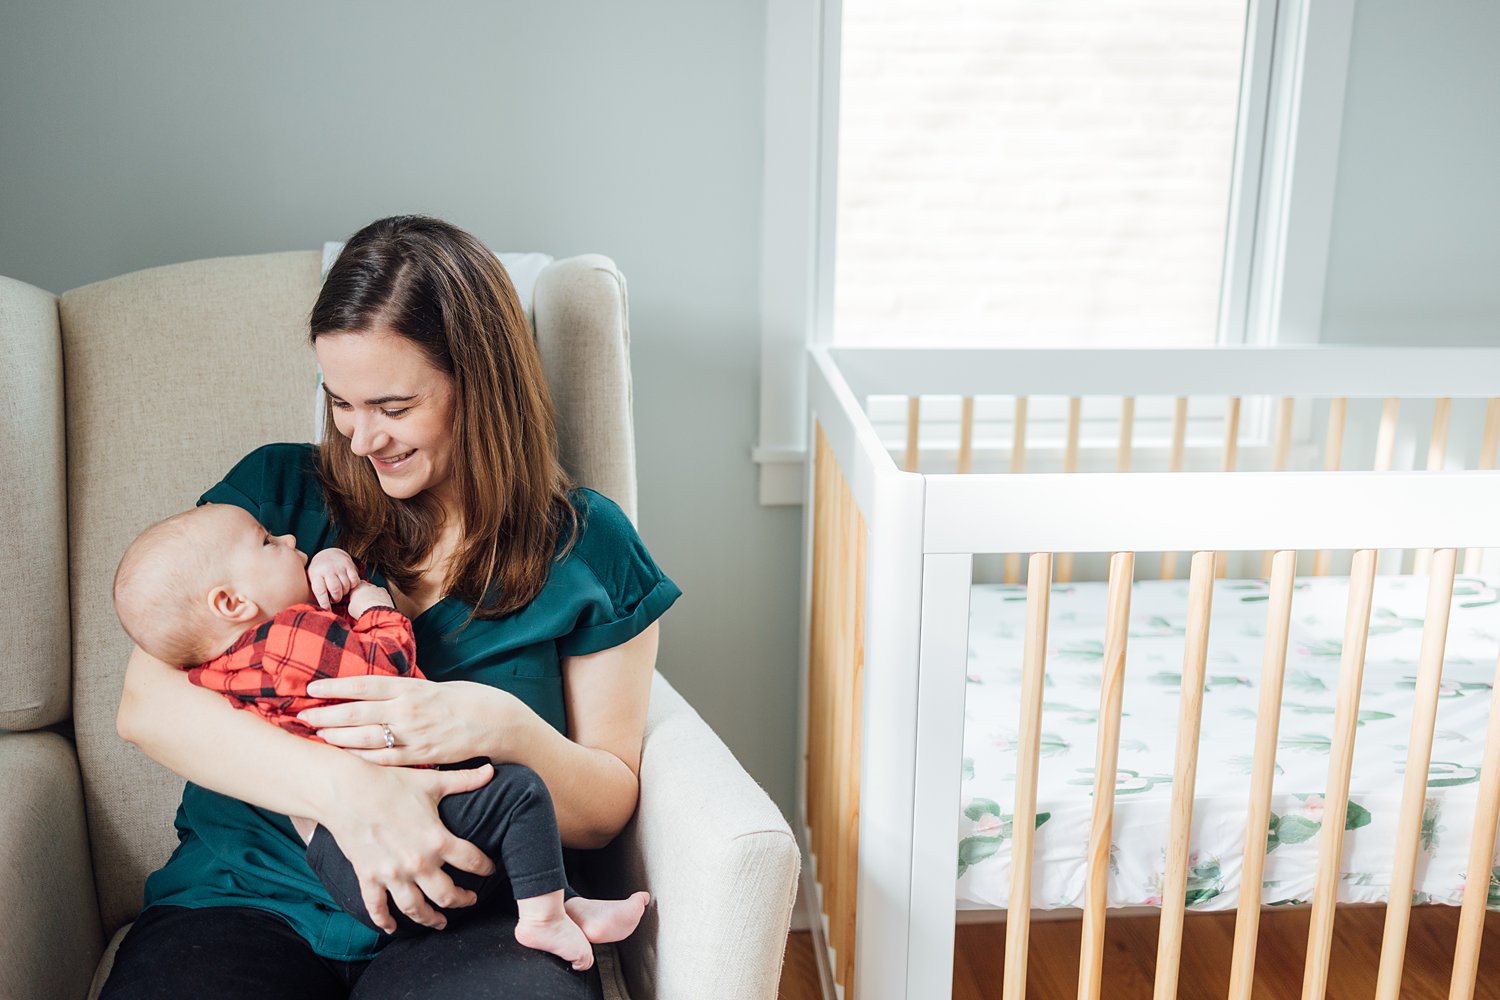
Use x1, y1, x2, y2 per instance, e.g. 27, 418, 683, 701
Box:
307, 761, 574, 936
98, 903, 604, 999
101, 764, 600, 999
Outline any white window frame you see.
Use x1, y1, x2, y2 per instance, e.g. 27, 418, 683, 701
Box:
753, 0, 1356, 505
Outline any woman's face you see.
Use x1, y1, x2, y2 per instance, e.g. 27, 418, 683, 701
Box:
314, 328, 458, 505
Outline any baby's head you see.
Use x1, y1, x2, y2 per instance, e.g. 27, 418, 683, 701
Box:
113, 504, 314, 664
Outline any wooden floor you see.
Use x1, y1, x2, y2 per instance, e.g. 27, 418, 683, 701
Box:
779, 906, 1500, 999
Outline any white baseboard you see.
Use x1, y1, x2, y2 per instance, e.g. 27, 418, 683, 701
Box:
794, 838, 840, 1000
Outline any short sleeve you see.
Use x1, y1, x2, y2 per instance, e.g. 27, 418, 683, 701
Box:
194, 444, 336, 555
197, 443, 318, 514
554, 489, 682, 658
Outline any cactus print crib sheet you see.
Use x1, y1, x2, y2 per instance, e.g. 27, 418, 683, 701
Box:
958, 574, 1500, 912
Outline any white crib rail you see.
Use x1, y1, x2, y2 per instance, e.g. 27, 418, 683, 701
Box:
831, 345, 1500, 399
801, 347, 923, 999
923, 469, 1500, 555
800, 345, 1500, 1000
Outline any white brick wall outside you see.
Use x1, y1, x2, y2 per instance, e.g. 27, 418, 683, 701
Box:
834, 0, 1248, 347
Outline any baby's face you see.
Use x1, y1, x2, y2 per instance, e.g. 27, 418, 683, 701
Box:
212, 506, 315, 615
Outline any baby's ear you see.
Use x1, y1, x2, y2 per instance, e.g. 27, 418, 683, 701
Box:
208, 586, 261, 625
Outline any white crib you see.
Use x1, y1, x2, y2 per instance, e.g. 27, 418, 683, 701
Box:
798, 345, 1500, 1000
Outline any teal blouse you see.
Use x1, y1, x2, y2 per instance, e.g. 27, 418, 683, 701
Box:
140, 443, 682, 960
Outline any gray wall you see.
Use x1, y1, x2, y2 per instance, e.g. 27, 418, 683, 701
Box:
1318, 2, 1500, 478
1321, 1, 1500, 347
0, 0, 804, 818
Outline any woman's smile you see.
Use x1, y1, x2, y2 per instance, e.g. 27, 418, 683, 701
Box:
373, 449, 416, 472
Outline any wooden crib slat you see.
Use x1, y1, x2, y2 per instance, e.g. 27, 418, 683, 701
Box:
1301, 548, 1378, 1000
1078, 552, 1135, 1000
1324, 396, 1349, 472
1222, 396, 1241, 472
1013, 397, 1028, 473
1228, 549, 1298, 1000
1273, 396, 1296, 470
1218, 398, 1241, 579
1153, 550, 1217, 1000
1448, 642, 1500, 1000
1415, 399, 1453, 576
829, 459, 859, 991
839, 489, 866, 994
1332, 395, 1356, 476
1262, 399, 1296, 579
1057, 398, 1082, 584
1003, 398, 1029, 585
1479, 398, 1500, 470
904, 396, 920, 473
1004, 552, 1054, 1000
957, 395, 975, 474
1065, 396, 1083, 474
1463, 398, 1500, 575
1313, 398, 1348, 577
1169, 396, 1189, 473
1428, 397, 1453, 470
1161, 398, 1189, 581
1375, 547, 1457, 1000
1117, 397, 1135, 473
1374, 397, 1401, 472
811, 424, 866, 992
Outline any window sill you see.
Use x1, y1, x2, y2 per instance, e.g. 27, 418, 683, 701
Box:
753, 445, 807, 506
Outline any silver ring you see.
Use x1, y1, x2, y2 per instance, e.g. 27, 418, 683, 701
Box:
381, 723, 396, 750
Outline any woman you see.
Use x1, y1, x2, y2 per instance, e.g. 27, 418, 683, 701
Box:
103, 216, 680, 998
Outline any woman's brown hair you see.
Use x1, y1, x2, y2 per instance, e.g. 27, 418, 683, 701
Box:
309, 215, 581, 623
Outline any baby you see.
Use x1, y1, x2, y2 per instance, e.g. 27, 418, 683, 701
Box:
112, 502, 649, 971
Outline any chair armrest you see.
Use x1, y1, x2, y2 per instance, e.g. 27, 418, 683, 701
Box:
591, 673, 800, 1000
0, 731, 104, 1000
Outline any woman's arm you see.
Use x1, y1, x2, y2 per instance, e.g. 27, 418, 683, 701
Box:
116, 644, 496, 932
117, 644, 367, 814
298, 622, 661, 849
509, 621, 658, 849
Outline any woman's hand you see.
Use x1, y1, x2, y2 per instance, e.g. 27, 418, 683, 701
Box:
296, 676, 518, 766
321, 762, 498, 933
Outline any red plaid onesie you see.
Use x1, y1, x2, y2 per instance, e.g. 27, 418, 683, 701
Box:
188, 603, 424, 743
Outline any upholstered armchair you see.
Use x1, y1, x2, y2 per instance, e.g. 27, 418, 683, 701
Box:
0, 251, 798, 1000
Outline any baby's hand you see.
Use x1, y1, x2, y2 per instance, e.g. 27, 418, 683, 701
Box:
348, 581, 397, 620
308, 548, 362, 610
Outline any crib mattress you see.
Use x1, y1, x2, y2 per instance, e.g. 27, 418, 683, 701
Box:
958, 573, 1500, 911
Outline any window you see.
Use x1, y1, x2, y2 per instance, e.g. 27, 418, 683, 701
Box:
834, 2, 1248, 347
754, 0, 1355, 503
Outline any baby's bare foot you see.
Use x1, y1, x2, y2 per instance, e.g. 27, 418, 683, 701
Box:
564, 891, 651, 944
515, 896, 594, 971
